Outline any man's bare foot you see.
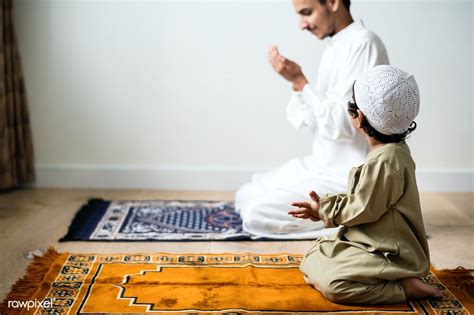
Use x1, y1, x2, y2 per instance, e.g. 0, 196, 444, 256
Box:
401, 277, 443, 300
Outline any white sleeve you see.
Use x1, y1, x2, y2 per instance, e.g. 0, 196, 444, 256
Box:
285, 91, 317, 131
300, 39, 388, 141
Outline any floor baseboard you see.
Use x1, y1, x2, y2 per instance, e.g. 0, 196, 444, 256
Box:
34, 164, 473, 192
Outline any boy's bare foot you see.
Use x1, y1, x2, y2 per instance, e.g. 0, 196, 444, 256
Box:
401, 277, 443, 300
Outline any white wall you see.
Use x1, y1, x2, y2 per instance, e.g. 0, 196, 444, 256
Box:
14, 0, 473, 191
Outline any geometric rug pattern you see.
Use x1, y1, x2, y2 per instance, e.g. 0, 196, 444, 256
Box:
60, 199, 253, 241
2, 249, 473, 314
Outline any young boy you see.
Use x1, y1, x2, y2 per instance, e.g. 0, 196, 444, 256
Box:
289, 65, 442, 305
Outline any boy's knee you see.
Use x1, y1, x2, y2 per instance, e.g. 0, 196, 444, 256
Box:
300, 264, 361, 304
323, 287, 351, 304
320, 279, 356, 304
302, 274, 356, 304
320, 279, 400, 305
300, 265, 336, 297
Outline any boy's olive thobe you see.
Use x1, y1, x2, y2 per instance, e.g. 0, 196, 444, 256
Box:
300, 142, 430, 304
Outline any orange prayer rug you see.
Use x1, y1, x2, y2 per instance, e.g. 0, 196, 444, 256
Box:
1, 249, 473, 314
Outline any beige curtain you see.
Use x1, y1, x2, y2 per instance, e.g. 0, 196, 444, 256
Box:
0, 0, 34, 190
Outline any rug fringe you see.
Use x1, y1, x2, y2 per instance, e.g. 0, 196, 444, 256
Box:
439, 266, 474, 298
0, 247, 60, 313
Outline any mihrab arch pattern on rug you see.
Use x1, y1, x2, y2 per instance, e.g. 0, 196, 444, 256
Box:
2, 249, 472, 314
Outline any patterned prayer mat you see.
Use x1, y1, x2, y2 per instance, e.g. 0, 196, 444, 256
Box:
60, 199, 254, 241
1, 249, 473, 314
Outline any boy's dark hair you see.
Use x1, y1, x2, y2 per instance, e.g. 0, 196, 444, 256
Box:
319, 0, 351, 11
347, 100, 417, 143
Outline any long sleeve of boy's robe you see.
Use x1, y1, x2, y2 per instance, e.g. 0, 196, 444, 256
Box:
318, 158, 403, 228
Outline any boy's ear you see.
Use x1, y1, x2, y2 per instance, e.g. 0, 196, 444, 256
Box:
356, 110, 364, 129
327, 0, 339, 12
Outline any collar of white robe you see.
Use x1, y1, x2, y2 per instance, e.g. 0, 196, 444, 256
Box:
326, 20, 365, 46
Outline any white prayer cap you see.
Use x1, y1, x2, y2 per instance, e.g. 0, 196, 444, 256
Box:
354, 65, 420, 135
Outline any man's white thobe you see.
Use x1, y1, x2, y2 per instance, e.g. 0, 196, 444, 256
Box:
235, 21, 390, 239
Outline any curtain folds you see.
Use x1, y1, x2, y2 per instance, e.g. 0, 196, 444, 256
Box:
0, 0, 34, 190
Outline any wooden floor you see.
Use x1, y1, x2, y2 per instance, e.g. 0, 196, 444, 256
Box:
0, 188, 473, 301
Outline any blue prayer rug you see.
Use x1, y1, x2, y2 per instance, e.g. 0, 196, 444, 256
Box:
60, 199, 253, 241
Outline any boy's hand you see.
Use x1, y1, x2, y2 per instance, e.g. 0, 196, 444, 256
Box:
288, 191, 321, 222
268, 45, 308, 91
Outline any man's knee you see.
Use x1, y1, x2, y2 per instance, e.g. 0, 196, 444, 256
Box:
241, 211, 268, 234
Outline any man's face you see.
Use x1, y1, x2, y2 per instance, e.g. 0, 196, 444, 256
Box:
292, 0, 336, 39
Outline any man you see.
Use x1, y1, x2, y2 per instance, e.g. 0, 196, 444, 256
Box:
235, 0, 389, 239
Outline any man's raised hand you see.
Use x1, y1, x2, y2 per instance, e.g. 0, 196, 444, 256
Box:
268, 45, 308, 91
